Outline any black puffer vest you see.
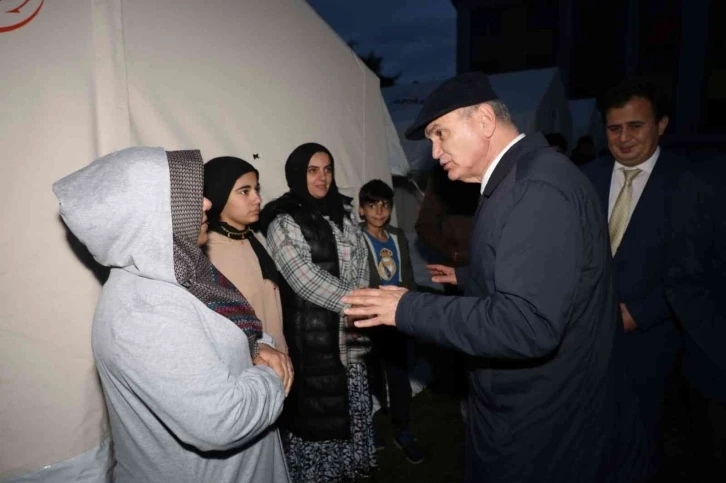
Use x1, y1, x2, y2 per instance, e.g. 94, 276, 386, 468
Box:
260, 193, 350, 441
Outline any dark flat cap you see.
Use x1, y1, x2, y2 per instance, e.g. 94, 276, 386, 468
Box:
404, 72, 499, 141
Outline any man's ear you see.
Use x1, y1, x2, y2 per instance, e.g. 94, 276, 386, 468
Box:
478, 103, 497, 137
657, 115, 669, 136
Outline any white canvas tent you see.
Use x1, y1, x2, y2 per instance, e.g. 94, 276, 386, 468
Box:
383, 67, 573, 171
0, 0, 407, 480
569, 98, 605, 153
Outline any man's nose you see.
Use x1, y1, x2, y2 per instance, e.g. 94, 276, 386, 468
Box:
619, 126, 631, 143
431, 141, 443, 159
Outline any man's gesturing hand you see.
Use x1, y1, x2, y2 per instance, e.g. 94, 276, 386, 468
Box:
426, 264, 457, 285
343, 286, 408, 328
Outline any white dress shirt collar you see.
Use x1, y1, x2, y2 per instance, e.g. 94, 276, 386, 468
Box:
614, 146, 660, 174
480, 134, 526, 194
607, 146, 662, 223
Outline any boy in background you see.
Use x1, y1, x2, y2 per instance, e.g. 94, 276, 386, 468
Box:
358, 179, 425, 464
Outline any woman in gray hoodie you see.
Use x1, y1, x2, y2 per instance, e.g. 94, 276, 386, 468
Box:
52, 147, 291, 483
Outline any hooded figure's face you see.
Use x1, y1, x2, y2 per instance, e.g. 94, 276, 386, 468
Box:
197, 197, 212, 246
306, 151, 333, 199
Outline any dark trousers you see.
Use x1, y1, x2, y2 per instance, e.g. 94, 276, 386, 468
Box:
620, 325, 680, 479
367, 326, 412, 431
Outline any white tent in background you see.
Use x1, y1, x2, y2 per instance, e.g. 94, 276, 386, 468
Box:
569, 98, 606, 153
383, 67, 573, 171
490, 67, 573, 147
0, 0, 406, 480
382, 81, 443, 172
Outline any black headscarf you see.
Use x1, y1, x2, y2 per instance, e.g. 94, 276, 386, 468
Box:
284, 143, 350, 229
204, 156, 259, 223
203, 156, 278, 285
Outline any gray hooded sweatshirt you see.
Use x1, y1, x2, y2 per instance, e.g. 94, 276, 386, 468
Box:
52, 147, 290, 483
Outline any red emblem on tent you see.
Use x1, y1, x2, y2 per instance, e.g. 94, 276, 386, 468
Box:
0, 0, 44, 33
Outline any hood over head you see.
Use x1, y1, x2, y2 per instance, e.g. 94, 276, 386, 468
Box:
53, 147, 263, 349
53, 147, 178, 283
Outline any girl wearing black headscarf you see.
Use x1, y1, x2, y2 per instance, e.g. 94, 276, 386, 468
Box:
260, 143, 375, 481
204, 156, 288, 354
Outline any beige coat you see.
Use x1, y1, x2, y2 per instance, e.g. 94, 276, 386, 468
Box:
206, 231, 288, 354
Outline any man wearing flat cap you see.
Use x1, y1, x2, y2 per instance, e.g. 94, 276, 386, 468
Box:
344, 73, 648, 482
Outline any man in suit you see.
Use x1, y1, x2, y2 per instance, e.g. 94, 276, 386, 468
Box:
343, 72, 647, 482
581, 78, 685, 480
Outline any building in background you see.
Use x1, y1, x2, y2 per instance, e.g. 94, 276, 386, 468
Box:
451, 0, 725, 145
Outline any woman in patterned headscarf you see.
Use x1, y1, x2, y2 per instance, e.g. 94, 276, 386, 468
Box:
260, 143, 376, 482
53, 147, 291, 483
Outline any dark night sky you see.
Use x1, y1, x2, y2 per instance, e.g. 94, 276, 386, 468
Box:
306, 0, 456, 85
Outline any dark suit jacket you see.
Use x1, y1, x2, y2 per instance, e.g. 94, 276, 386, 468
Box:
581, 152, 684, 382
665, 158, 726, 402
582, 151, 684, 330
396, 134, 641, 482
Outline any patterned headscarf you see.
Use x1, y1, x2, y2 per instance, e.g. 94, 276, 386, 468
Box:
166, 150, 263, 358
